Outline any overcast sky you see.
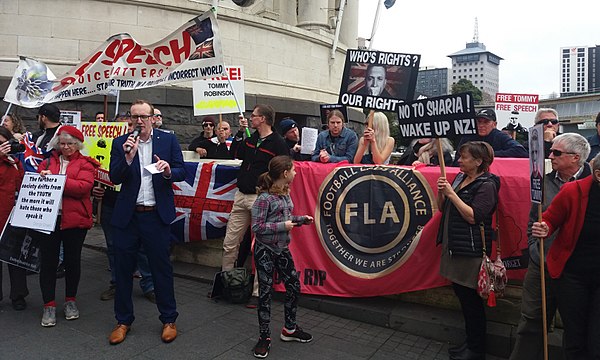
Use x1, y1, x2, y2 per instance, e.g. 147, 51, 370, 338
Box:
358, 0, 599, 98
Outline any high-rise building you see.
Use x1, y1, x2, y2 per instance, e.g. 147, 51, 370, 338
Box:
415, 67, 448, 97
447, 41, 502, 97
560, 45, 600, 96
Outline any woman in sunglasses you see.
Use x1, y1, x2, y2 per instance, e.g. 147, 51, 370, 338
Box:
534, 108, 561, 158
188, 116, 217, 157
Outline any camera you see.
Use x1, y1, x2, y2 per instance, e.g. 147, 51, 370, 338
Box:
8, 138, 25, 154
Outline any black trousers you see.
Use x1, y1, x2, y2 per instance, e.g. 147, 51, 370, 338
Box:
0, 263, 28, 301
453, 282, 486, 353
553, 269, 600, 359
36, 226, 87, 304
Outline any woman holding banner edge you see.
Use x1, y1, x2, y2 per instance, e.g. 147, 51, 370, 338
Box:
33, 126, 99, 327
436, 141, 500, 360
0, 126, 29, 311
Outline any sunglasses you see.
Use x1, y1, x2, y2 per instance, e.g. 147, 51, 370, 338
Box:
202, 123, 214, 128
550, 149, 576, 157
537, 119, 559, 125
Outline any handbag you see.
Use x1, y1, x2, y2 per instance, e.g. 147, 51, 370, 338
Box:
476, 218, 507, 307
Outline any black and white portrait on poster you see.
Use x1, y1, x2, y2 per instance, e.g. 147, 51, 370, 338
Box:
338, 49, 420, 112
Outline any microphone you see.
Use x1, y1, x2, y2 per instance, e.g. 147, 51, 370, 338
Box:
125, 126, 141, 154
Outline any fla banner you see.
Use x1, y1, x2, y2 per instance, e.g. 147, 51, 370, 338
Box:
338, 49, 420, 112
4, 11, 224, 107
397, 93, 477, 138
172, 159, 532, 296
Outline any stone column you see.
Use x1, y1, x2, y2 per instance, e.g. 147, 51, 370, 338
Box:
297, 0, 330, 33
339, 0, 358, 49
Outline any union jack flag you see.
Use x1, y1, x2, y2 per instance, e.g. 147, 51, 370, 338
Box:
16, 132, 45, 172
189, 39, 214, 60
171, 162, 238, 242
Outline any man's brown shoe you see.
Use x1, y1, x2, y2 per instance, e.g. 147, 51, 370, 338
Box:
161, 323, 177, 343
109, 324, 130, 345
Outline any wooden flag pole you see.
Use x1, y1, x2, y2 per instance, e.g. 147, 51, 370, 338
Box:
366, 110, 375, 129
538, 204, 549, 360
436, 138, 446, 178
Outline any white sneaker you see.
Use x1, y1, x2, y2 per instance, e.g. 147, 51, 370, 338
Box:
41, 306, 56, 327
64, 301, 79, 320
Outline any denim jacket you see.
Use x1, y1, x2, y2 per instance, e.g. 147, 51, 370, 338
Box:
311, 127, 358, 163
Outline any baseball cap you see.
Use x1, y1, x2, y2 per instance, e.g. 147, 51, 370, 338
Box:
38, 103, 61, 122
476, 108, 497, 122
278, 118, 297, 136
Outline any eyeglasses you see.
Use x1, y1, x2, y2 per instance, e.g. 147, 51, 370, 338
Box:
130, 115, 153, 121
537, 119, 559, 125
59, 142, 76, 147
202, 123, 214, 128
550, 149, 576, 157
154, 114, 163, 118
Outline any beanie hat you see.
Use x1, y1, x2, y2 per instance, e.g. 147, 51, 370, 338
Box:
57, 125, 84, 142
278, 118, 297, 136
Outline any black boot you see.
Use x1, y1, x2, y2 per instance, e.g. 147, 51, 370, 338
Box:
448, 341, 468, 356
449, 346, 485, 360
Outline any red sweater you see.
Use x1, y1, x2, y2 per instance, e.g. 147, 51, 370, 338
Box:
38, 151, 99, 230
0, 156, 24, 228
543, 175, 594, 278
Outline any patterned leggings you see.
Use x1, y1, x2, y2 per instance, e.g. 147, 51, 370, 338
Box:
254, 242, 300, 339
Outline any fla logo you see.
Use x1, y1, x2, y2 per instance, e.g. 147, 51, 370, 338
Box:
315, 166, 435, 279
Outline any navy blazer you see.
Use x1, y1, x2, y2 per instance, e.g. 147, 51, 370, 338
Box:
109, 130, 185, 228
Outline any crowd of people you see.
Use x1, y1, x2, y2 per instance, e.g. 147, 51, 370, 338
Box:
1, 101, 600, 359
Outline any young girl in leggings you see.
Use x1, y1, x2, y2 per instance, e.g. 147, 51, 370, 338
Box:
251, 155, 314, 358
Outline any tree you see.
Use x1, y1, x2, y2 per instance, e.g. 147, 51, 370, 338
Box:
451, 79, 482, 104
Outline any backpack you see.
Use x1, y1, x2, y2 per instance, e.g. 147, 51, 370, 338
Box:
217, 268, 254, 304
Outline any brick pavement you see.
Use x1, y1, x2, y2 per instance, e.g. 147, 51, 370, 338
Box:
0, 226, 508, 360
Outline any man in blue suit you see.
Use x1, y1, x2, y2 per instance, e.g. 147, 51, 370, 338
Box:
107, 100, 185, 345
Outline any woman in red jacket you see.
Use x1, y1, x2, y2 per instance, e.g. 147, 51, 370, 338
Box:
33, 126, 99, 327
0, 127, 29, 310
532, 153, 600, 359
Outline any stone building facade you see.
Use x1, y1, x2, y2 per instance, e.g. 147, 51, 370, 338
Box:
0, 0, 361, 143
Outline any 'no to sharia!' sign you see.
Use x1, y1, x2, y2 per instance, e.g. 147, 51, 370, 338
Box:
338, 49, 420, 112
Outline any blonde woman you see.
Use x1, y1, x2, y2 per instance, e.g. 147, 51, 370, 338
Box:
353, 112, 395, 165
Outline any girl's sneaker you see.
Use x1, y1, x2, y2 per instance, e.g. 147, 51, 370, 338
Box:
41, 306, 56, 327
253, 337, 271, 358
280, 326, 313, 343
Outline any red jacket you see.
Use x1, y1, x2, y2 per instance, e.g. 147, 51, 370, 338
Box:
38, 151, 99, 230
543, 175, 594, 278
0, 156, 24, 228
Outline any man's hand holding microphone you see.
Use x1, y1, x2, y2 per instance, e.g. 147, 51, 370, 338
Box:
123, 126, 141, 163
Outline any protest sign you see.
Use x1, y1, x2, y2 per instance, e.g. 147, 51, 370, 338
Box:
10, 174, 66, 232
529, 123, 545, 204
60, 110, 81, 128
338, 49, 420, 112
4, 11, 224, 108
0, 213, 40, 272
396, 93, 476, 139
495, 93, 538, 130
193, 66, 244, 116
80, 121, 128, 189
319, 104, 348, 126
